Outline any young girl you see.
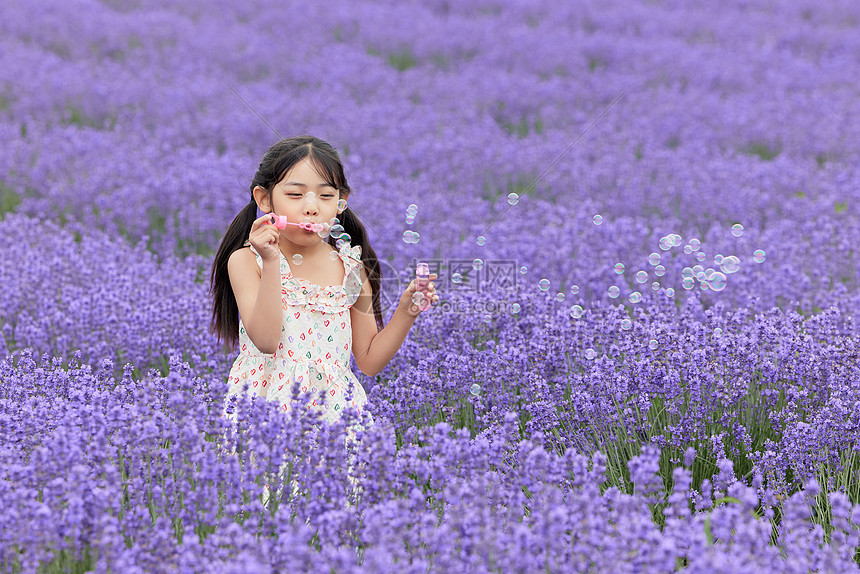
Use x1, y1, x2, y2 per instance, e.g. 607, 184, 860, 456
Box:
210, 135, 437, 505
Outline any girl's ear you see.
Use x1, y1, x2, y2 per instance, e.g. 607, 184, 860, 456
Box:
253, 185, 272, 212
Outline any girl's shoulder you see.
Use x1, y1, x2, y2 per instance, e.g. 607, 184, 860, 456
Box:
227, 245, 261, 276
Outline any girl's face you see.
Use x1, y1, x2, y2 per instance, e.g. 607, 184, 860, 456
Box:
256, 158, 345, 248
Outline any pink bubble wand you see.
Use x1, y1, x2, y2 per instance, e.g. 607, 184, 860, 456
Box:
266, 214, 328, 233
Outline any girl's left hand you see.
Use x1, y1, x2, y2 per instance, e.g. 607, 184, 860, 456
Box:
400, 273, 439, 318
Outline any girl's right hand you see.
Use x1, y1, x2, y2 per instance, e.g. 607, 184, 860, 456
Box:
248, 214, 281, 262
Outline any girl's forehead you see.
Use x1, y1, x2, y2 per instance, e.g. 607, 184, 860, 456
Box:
278, 159, 331, 183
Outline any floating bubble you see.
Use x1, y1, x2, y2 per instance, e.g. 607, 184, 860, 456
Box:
655, 265, 666, 277
692, 265, 704, 275
328, 251, 339, 261
731, 224, 744, 237
666, 287, 675, 297
520, 266, 528, 275
407, 203, 418, 215
720, 255, 741, 274
452, 273, 463, 284
714, 254, 724, 265
292, 254, 303, 266
483, 314, 491, 324
570, 284, 580, 295
696, 271, 707, 281
713, 327, 723, 338
585, 348, 596, 360
608, 286, 620, 298
636, 271, 648, 283
648, 253, 661, 266
511, 303, 521, 314
753, 249, 766, 263
305, 191, 316, 202
659, 237, 673, 251
337, 198, 348, 212
470, 383, 481, 396
672, 234, 683, 247
508, 193, 520, 205
709, 271, 727, 291
621, 319, 632, 331
629, 292, 642, 303
682, 267, 694, 278
402, 230, 414, 243
330, 224, 345, 239
476, 236, 486, 246
700, 281, 709, 290
614, 263, 625, 274
689, 238, 701, 251
335, 238, 349, 249
696, 252, 706, 262
684, 245, 693, 255
570, 305, 583, 319
648, 339, 658, 350
651, 281, 660, 291
556, 292, 565, 302
411, 292, 426, 306
682, 277, 695, 290
406, 216, 415, 224
705, 268, 716, 279
472, 259, 484, 271
593, 214, 604, 225
539, 279, 551, 291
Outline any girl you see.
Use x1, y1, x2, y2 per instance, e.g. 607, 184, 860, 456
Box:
209, 135, 438, 505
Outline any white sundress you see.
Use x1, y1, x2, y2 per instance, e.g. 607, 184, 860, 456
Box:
221, 241, 374, 507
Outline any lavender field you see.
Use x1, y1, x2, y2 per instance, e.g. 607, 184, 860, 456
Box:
2, 0, 860, 572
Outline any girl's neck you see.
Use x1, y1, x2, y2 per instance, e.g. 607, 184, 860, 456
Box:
279, 241, 334, 260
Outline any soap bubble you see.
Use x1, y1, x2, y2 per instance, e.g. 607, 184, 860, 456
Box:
520, 266, 528, 275
593, 214, 604, 225
713, 327, 723, 338
614, 263, 625, 274
585, 348, 596, 360
483, 314, 491, 324
470, 383, 481, 396
402, 230, 420, 244
608, 286, 620, 298
636, 271, 648, 283
328, 251, 339, 261
621, 319, 632, 330
472, 259, 484, 271
692, 265, 704, 275
659, 237, 673, 251
709, 271, 727, 291
684, 245, 693, 255
407, 203, 418, 215
655, 265, 666, 277
405, 216, 415, 224
556, 292, 565, 302
569, 305, 583, 318
476, 236, 486, 246
452, 273, 463, 284
330, 224, 345, 239
682, 267, 694, 278
570, 285, 580, 295
648, 339, 658, 350
337, 199, 348, 212
411, 292, 426, 306
305, 191, 316, 202
511, 303, 521, 314
666, 287, 675, 297
714, 254, 724, 265
648, 253, 661, 266
731, 224, 744, 237
696, 252, 706, 262
700, 282, 709, 291
753, 249, 766, 263
682, 277, 695, 290
651, 281, 660, 291
335, 239, 349, 249
629, 292, 642, 303
689, 238, 701, 251
720, 255, 741, 274
672, 234, 683, 247
292, 254, 303, 266
507, 193, 520, 205
539, 279, 550, 291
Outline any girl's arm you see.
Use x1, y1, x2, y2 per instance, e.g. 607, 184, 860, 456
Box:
351, 265, 438, 377
227, 215, 284, 355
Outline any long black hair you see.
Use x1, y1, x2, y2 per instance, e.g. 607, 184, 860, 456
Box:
209, 135, 384, 349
